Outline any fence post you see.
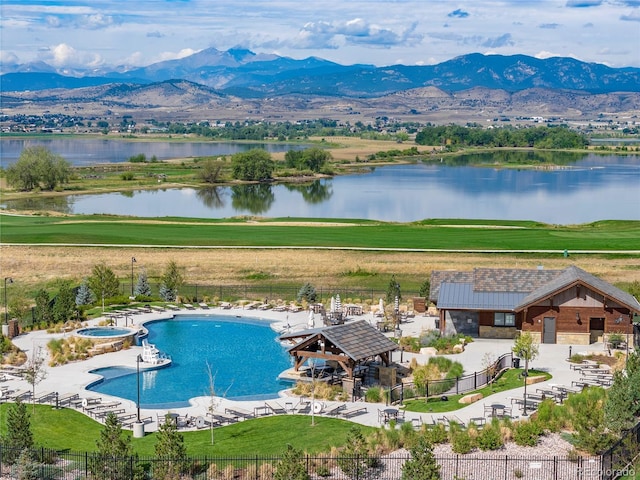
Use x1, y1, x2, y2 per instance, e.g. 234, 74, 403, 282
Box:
474, 371, 477, 390
504, 455, 508, 480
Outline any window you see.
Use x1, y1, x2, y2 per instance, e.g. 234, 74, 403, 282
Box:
494, 312, 515, 327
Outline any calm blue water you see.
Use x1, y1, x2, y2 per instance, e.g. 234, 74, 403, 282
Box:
87, 316, 293, 408
0, 138, 303, 166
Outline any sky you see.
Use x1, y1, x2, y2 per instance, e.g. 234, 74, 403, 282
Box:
1, 0, 640, 72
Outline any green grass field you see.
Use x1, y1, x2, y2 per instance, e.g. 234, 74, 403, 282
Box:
0, 405, 368, 456
2, 214, 639, 252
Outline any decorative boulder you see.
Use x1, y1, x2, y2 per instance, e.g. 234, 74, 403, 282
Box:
452, 343, 465, 353
459, 393, 483, 404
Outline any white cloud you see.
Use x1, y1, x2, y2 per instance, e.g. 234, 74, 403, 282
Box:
40, 43, 104, 68
153, 49, 200, 63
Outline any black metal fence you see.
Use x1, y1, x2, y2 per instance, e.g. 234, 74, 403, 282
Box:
0, 445, 601, 480
389, 352, 513, 404
600, 421, 640, 480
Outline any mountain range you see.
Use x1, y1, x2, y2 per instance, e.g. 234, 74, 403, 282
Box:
2, 48, 639, 96
1, 48, 639, 123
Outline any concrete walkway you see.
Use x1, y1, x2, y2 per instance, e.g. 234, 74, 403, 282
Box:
4, 307, 604, 433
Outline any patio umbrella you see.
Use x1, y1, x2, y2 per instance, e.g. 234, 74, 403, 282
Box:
379, 298, 384, 315
394, 296, 399, 312
335, 294, 342, 312
330, 296, 336, 313
308, 308, 315, 328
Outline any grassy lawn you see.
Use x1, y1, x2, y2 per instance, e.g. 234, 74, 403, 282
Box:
0, 405, 369, 456
2, 214, 639, 252
403, 368, 551, 413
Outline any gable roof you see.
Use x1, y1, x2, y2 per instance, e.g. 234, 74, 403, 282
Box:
516, 265, 640, 312
431, 266, 640, 314
280, 319, 397, 362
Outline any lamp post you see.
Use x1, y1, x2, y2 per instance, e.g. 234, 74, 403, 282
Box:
4, 277, 13, 325
136, 354, 142, 423
131, 257, 137, 298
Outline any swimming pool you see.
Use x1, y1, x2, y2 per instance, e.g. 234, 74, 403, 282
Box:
87, 316, 293, 408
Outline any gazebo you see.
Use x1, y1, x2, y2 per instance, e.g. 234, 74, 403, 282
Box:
279, 320, 398, 379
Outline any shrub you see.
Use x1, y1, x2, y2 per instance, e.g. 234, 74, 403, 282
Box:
365, 387, 383, 403
450, 427, 474, 454
120, 172, 135, 181
423, 423, 448, 444
476, 418, 504, 451
513, 419, 543, 447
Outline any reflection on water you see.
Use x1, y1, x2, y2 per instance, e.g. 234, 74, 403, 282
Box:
2, 153, 639, 224
230, 184, 275, 214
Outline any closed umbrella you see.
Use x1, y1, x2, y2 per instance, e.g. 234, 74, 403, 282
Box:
330, 296, 336, 313
335, 294, 342, 312
379, 298, 384, 315
394, 296, 399, 312
308, 308, 315, 328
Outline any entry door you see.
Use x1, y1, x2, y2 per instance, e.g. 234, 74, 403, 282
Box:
543, 317, 556, 344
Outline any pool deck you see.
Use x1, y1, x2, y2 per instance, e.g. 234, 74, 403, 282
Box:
5, 305, 606, 433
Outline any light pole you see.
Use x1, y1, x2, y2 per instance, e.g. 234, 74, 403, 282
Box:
4, 277, 13, 325
131, 257, 137, 298
136, 354, 142, 423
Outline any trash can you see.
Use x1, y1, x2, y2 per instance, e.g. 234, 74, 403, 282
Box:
512, 357, 521, 369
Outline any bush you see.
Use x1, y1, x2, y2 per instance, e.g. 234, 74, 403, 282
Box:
513, 419, 544, 447
120, 172, 135, 180
365, 387, 383, 403
476, 418, 504, 450
450, 427, 474, 454
424, 423, 448, 444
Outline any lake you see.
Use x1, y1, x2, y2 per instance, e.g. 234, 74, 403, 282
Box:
2, 147, 638, 224
0, 137, 302, 166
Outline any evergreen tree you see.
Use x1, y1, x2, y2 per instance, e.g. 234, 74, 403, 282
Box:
52, 280, 77, 323
5, 398, 34, 464
33, 289, 53, 325
153, 414, 187, 480
13, 448, 40, 480
90, 412, 134, 480
134, 268, 152, 297
401, 436, 441, 480
297, 283, 317, 303
274, 444, 310, 480
386, 274, 401, 304
159, 260, 183, 302
75, 278, 96, 306
337, 426, 373, 479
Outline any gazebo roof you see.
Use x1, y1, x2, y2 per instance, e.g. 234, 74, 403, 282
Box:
280, 319, 398, 362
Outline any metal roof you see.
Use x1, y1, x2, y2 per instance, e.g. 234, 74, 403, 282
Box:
437, 282, 528, 310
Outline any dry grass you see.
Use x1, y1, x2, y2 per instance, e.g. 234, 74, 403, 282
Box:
3, 246, 638, 291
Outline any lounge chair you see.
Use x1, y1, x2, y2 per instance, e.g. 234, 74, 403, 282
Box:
35, 391, 57, 404
165, 304, 181, 311
208, 411, 239, 425
265, 401, 287, 415
324, 403, 346, 416
182, 303, 195, 310
225, 407, 254, 419
198, 302, 209, 309
340, 405, 367, 418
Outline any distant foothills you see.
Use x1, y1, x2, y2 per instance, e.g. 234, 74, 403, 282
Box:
2, 48, 639, 96
1, 48, 639, 124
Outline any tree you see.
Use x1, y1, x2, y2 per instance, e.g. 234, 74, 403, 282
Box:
302, 147, 331, 172
231, 149, 274, 181
297, 283, 317, 303
6, 146, 71, 191
22, 347, 47, 408
52, 280, 77, 324
512, 331, 539, 415
159, 260, 183, 302
604, 351, 640, 434
134, 268, 152, 297
4, 398, 33, 464
386, 274, 401, 304
512, 331, 539, 376
418, 278, 430, 298
153, 414, 187, 480
33, 289, 53, 325
198, 157, 224, 184
90, 412, 135, 480
401, 436, 440, 480
337, 426, 374, 479
76, 278, 96, 306
274, 444, 310, 480
88, 263, 120, 306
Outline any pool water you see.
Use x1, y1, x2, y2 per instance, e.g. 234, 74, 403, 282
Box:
88, 316, 293, 408
76, 327, 136, 337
